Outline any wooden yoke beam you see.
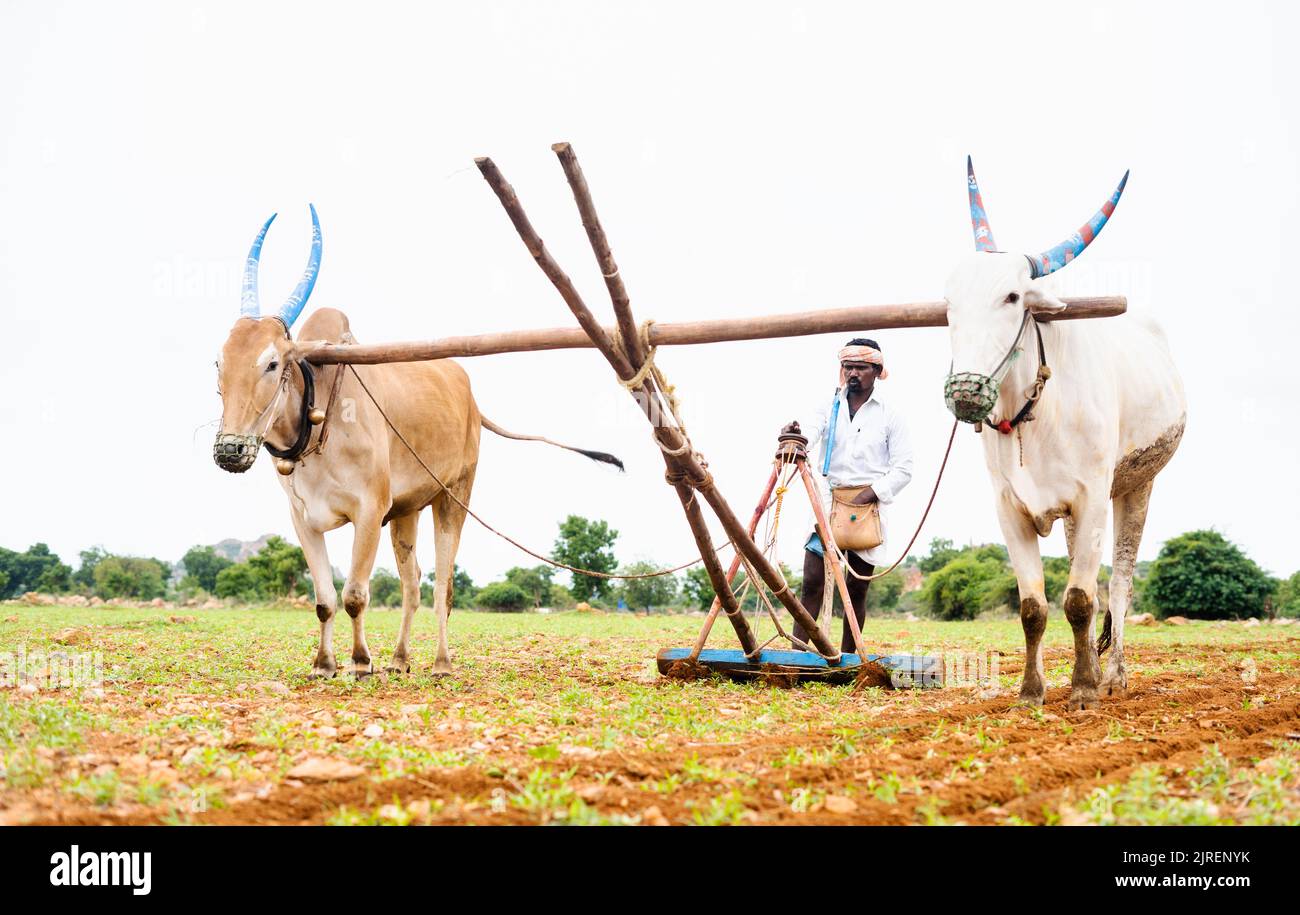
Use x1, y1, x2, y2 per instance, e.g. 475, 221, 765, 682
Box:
300, 297, 1128, 366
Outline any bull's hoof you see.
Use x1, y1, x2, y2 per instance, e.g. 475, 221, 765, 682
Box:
384, 658, 411, 675
1068, 687, 1099, 711
309, 656, 338, 679
1017, 676, 1045, 706
1099, 668, 1128, 697
348, 661, 375, 679
431, 657, 453, 677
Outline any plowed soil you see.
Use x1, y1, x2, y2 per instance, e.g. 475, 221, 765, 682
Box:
3, 606, 1298, 825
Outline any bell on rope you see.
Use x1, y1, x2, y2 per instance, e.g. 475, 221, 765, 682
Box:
308, 407, 326, 425
275, 458, 297, 475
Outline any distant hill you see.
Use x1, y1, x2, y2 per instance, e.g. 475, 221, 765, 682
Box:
210, 534, 276, 563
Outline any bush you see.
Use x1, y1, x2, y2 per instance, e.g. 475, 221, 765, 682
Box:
93, 556, 167, 601
1275, 571, 1300, 618
427, 564, 478, 608
919, 538, 961, 574
476, 581, 531, 612
866, 568, 906, 612
505, 565, 555, 608
182, 546, 232, 594
921, 553, 1006, 620
214, 563, 265, 601
1145, 530, 1275, 620
547, 584, 577, 610
369, 569, 402, 607
246, 536, 307, 598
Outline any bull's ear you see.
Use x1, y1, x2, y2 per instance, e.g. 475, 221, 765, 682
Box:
1024, 284, 1067, 314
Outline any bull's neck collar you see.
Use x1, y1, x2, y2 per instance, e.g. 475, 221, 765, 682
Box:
263, 359, 316, 459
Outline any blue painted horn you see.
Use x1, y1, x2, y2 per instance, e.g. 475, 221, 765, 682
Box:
239, 213, 277, 318
966, 159, 1129, 278
238, 204, 322, 328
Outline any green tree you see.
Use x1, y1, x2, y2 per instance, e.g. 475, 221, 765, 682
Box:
74, 546, 110, 590
919, 537, 961, 574
618, 562, 679, 613
35, 560, 73, 593
1275, 571, 1300, 618
369, 569, 402, 607
93, 556, 166, 600
214, 563, 265, 601
427, 564, 478, 607
865, 567, 906, 612
921, 551, 1007, 620
182, 546, 233, 594
1145, 529, 1275, 620
552, 515, 619, 602
247, 536, 307, 598
505, 565, 556, 608
1042, 556, 1071, 605
681, 566, 715, 610
476, 581, 530, 612
0, 543, 72, 598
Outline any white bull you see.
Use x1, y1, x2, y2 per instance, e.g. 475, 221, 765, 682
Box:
943, 162, 1186, 710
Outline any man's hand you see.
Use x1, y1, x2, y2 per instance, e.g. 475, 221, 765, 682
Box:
781, 421, 801, 436
851, 486, 879, 505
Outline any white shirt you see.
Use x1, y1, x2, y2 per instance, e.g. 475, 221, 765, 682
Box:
797, 387, 914, 564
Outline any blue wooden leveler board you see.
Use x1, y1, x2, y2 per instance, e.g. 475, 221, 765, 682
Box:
657, 647, 943, 687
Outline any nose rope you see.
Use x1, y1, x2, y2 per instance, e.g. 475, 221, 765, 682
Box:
253, 364, 293, 440
943, 309, 1046, 430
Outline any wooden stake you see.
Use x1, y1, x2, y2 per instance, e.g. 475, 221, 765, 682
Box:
796, 459, 870, 660
477, 149, 842, 658
688, 461, 782, 661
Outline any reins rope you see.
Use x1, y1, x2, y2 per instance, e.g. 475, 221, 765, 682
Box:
346, 364, 734, 581
833, 418, 959, 582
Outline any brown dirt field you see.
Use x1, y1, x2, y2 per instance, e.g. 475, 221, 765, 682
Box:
3, 608, 1298, 826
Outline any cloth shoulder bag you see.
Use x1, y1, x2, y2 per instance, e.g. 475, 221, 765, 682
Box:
828, 486, 883, 551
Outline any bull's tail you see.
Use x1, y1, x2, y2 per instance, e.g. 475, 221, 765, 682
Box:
480, 416, 625, 471
1096, 608, 1113, 656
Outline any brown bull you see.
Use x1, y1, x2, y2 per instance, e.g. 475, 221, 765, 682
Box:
213, 207, 620, 676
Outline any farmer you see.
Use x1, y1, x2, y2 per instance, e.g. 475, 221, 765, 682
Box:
780, 337, 914, 652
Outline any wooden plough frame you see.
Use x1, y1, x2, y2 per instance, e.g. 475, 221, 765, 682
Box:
301, 143, 1127, 683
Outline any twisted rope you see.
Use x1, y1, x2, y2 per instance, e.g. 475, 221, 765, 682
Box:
347, 364, 726, 581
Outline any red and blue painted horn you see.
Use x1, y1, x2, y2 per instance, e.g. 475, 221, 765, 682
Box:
1026, 171, 1129, 278
238, 204, 322, 329
967, 156, 998, 252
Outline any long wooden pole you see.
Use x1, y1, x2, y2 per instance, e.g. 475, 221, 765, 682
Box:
797, 458, 869, 660
689, 461, 782, 661
538, 147, 842, 660
298, 296, 1127, 365
549, 142, 760, 657
477, 150, 840, 659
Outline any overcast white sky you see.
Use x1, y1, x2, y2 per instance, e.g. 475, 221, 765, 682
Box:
1, 0, 1296, 588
